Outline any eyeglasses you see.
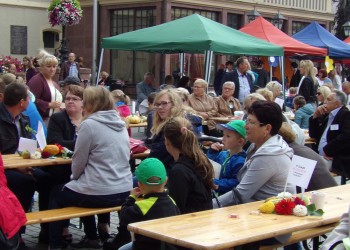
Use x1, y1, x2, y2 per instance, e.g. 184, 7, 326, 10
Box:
65, 97, 82, 102
154, 101, 172, 108
316, 92, 321, 96
246, 119, 266, 127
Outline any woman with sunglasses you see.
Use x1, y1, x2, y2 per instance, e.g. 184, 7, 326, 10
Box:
316, 85, 332, 106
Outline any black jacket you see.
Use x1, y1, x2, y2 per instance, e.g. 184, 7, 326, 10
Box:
290, 69, 302, 88
47, 110, 77, 151
0, 103, 32, 154
120, 192, 180, 250
148, 131, 174, 173
299, 76, 316, 103
221, 70, 254, 99
168, 155, 213, 214
309, 106, 350, 176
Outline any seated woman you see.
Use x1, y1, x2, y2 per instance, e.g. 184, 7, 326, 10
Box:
148, 89, 201, 172
98, 71, 112, 87
164, 117, 214, 213
188, 79, 218, 136
215, 81, 241, 117
48, 87, 132, 249
215, 101, 295, 205
293, 95, 314, 129
316, 85, 332, 106
214, 101, 296, 247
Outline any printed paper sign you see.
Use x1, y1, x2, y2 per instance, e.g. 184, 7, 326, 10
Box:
287, 155, 316, 189
18, 137, 37, 154
36, 121, 47, 150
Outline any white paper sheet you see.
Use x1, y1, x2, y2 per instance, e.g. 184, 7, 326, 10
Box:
36, 121, 47, 150
18, 137, 37, 154
287, 155, 316, 189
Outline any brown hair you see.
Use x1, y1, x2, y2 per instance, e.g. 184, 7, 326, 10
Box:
67, 85, 84, 100
83, 87, 114, 118
163, 117, 214, 189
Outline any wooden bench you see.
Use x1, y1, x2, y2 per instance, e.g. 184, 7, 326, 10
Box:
259, 223, 338, 250
25, 206, 121, 225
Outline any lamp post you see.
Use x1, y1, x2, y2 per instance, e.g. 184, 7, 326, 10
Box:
247, 7, 261, 23
59, 25, 68, 66
272, 11, 286, 30
342, 21, 350, 37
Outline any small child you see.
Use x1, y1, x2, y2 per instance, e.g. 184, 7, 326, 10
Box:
285, 87, 297, 109
118, 158, 180, 250
111, 89, 131, 136
207, 120, 247, 195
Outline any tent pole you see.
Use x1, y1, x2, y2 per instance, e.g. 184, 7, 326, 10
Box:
179, 53, 185, 76
96, 48, 104, 86
280, 55, 285, 111
91, 0, 98, 85
204, 50, 213, 91
270, 64, 273, 82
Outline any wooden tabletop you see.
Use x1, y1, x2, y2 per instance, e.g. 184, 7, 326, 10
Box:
128, 185, 350, 250
208, 117, 239, 123
3, 154, 72, 169
128, 122, 147, 128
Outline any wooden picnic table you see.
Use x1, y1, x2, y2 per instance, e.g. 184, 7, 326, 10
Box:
128, 185, 349, 250
3, 154, 72, 169
128, 122, 147, 128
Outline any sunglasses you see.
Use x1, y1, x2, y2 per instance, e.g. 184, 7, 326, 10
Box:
316, 92, 321, 96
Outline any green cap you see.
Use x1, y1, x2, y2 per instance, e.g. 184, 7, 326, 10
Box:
217, 120, 246, 138
135, 158, 167, 185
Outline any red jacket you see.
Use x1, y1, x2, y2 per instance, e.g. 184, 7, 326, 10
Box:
0, 154, 27, 239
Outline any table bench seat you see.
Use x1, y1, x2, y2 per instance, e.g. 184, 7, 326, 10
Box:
25, 206, 121, 225
259, 223, 338, 250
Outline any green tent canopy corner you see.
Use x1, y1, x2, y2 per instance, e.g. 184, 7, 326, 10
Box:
101, 14, 283, 56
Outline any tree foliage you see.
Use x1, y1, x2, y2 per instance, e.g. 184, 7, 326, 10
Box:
333, 0, 350, 40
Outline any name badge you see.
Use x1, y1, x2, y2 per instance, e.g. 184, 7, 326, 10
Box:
330, 124, 339, 131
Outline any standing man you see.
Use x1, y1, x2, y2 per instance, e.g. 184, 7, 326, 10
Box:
221, 57, 253, 105
289, 61, 302, 88
59, 52, 81, 81
342, 81, 350, 106
213, 64, 225, 96
254, 60, 269, 88
309, 90, 350, 181
136, 72, 156, 110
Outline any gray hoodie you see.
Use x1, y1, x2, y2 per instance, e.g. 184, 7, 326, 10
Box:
216, 134, 296, 207
65, 110, 132, 195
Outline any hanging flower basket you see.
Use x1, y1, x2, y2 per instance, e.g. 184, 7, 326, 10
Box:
48, 0, 83, 27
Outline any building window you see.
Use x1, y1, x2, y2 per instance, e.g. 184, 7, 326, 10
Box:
43, 31, 56, 48
110, 8, 156, 86
171, 7, 218, 21
292, 21, 309, 35
227, 13, 243, 30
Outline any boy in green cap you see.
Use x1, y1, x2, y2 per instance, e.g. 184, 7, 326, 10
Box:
207, 120, 247, 195
118, 158, 180, 250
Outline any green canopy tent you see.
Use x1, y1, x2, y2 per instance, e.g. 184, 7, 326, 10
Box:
99, 14, 283, 82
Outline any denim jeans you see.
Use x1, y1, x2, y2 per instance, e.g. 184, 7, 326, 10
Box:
48, 185, 129, 248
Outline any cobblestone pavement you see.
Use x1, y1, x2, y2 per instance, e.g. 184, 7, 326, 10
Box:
22, 127, 146, 250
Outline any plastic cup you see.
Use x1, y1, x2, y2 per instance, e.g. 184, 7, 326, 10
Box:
311, 192, 326, 210
234, 111, 244, 120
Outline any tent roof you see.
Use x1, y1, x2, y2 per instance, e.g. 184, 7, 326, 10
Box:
239, 17, 327, 56
344, 36, 350, 44
101, 14, 283, 56
292, 22, 350, 59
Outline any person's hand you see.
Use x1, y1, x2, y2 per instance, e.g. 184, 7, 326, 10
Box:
213, 184, 219, 190
201, 112, 209, 120
211, 142, 223, 151
16, 167, 33, 175
130, 187, 142, 197
313, 104, 328, 118
324, 154, 333, 161
49, 101, 61, 109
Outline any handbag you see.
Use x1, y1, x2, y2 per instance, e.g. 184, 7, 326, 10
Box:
129, 138, 148, 155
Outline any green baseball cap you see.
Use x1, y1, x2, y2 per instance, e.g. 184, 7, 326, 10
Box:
217, 120, 246, 138
135, 158, 167, 185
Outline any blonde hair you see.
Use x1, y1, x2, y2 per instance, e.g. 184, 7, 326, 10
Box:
151, 89, 197, 135
300, 60, 316, 85
37, 49, 58, 67
83, 87, 114, 118
256, 88, 273, 101
317, 85, 332, 102
174, 87, 190, 103
243, 93, 265, 110
193, 78, 208, 88
111, 89, 130, 105
1, 73, 16, 85
163, 117, 214, 189
278, 122, 296, 143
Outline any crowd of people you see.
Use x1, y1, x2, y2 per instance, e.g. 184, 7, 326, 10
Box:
0, 51, 350, 250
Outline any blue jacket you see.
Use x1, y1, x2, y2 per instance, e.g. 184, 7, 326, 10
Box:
207, 149, 246, 194
295, 103, 314, 129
